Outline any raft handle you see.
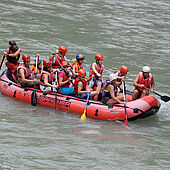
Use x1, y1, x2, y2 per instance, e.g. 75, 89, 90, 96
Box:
8, 82, 12, 86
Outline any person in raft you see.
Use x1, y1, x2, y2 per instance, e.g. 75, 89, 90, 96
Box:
89, 54, 104, 100
49, 46, 67, 70
72, 54, 85, 78
114, 65, 129, 88
74, 69, 98, 99
4, 40, 21, 78
39, 59, 58, 92
132, 66, 154, 100
17, 54, 39, 87
101, 73, 124, 105
31, 54, 42, 77
58, 61, 74, 95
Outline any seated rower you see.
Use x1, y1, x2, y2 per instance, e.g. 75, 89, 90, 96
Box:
40, 59, 58, 92
74, 69, 98, 99
72, 54, 85, 78
101, 73, 124, 105
58, 61, 74, 95
17, 54, 39, 87
89, 54, 104, 100
114, 65, 129, 88
132, 66, 154, 100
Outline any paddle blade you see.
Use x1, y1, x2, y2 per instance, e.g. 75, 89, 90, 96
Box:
31, 90, 37, 106
161, 96, 170, 102
80, 110, 86, 121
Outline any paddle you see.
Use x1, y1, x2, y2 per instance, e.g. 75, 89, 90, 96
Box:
0, 54, 5, 70
122, 80, 128, 127
31, 56, 38, 106
80, 77, 93, 121
144, 87, 170, 102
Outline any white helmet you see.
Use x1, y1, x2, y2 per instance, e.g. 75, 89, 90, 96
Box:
142, 66, 150, 73
109, 73, 117, 81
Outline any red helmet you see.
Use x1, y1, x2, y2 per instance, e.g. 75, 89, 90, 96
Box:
43, 59, 52, 67
78, 69, 86, 77
22, 54, 30, 61
61, 61, 68, 67
120, 65, 129, 73
58, 46, 67, 55
95, 54, 103, 60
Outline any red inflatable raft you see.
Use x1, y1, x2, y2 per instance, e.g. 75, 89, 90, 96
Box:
0, 69, 160, 121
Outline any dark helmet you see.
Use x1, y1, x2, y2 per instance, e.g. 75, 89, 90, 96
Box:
9, 40, 16, 46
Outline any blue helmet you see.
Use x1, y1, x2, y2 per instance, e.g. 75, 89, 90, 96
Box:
76, 54, 85, 60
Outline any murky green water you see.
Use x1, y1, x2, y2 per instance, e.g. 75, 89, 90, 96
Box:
0, 0, 170, 169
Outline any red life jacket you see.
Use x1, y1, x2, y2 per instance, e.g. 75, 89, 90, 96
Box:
137, 72, 152, 91
57, 70, 70, 88
52, 55, 65, 69
17, 64, 31, 82
89, 63, 104, 77
7, 47, 20, 63
74, 78, 87, 93
40, 70, 53, 86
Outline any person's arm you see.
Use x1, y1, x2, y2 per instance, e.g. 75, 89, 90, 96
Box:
133, 73, 144, 89
19, 68, 37, 83
72, 64, 78, 77
108, 85, 124, 104
8, 48, 21, 57
78, 81, 90, 95
92, 63, 101, 77
59, 76, 71, 87
150, 76, 155, 93
43, 74, 57, 88
49, 54, 54, 61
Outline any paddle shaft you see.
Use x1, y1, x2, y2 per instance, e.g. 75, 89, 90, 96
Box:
85, 78, 93, 112
122, 81, 128, 127
0, 54, 5, 70
31, 56, 38, 106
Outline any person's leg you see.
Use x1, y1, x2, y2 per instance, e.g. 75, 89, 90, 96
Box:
132, 89, 140, 100
140, 90, 149, 98
93, 81, 102, 100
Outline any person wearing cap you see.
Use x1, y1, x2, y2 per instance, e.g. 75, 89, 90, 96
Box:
58, 61, 74, 95
72, 54, 85, 78
40, 59, 58, 92
17, 54, 39, 87
132, 66, 154, 100
101, 73, 124, 105
4, 40, 21, 76
114, 65, 129, 87
89, 54, 104, 100
74, 69, 98, 99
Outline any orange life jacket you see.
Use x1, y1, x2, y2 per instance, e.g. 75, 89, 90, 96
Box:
72, 61, 83, 73
31, 65, 41, 74
137, 72, 152, 91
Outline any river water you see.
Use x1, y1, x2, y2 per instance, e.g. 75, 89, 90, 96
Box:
0, 0, 170, 169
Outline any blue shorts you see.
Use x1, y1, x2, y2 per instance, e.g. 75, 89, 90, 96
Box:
93, 78, 102, 86
76, 90, 92, 99
60, 87, 74, 95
